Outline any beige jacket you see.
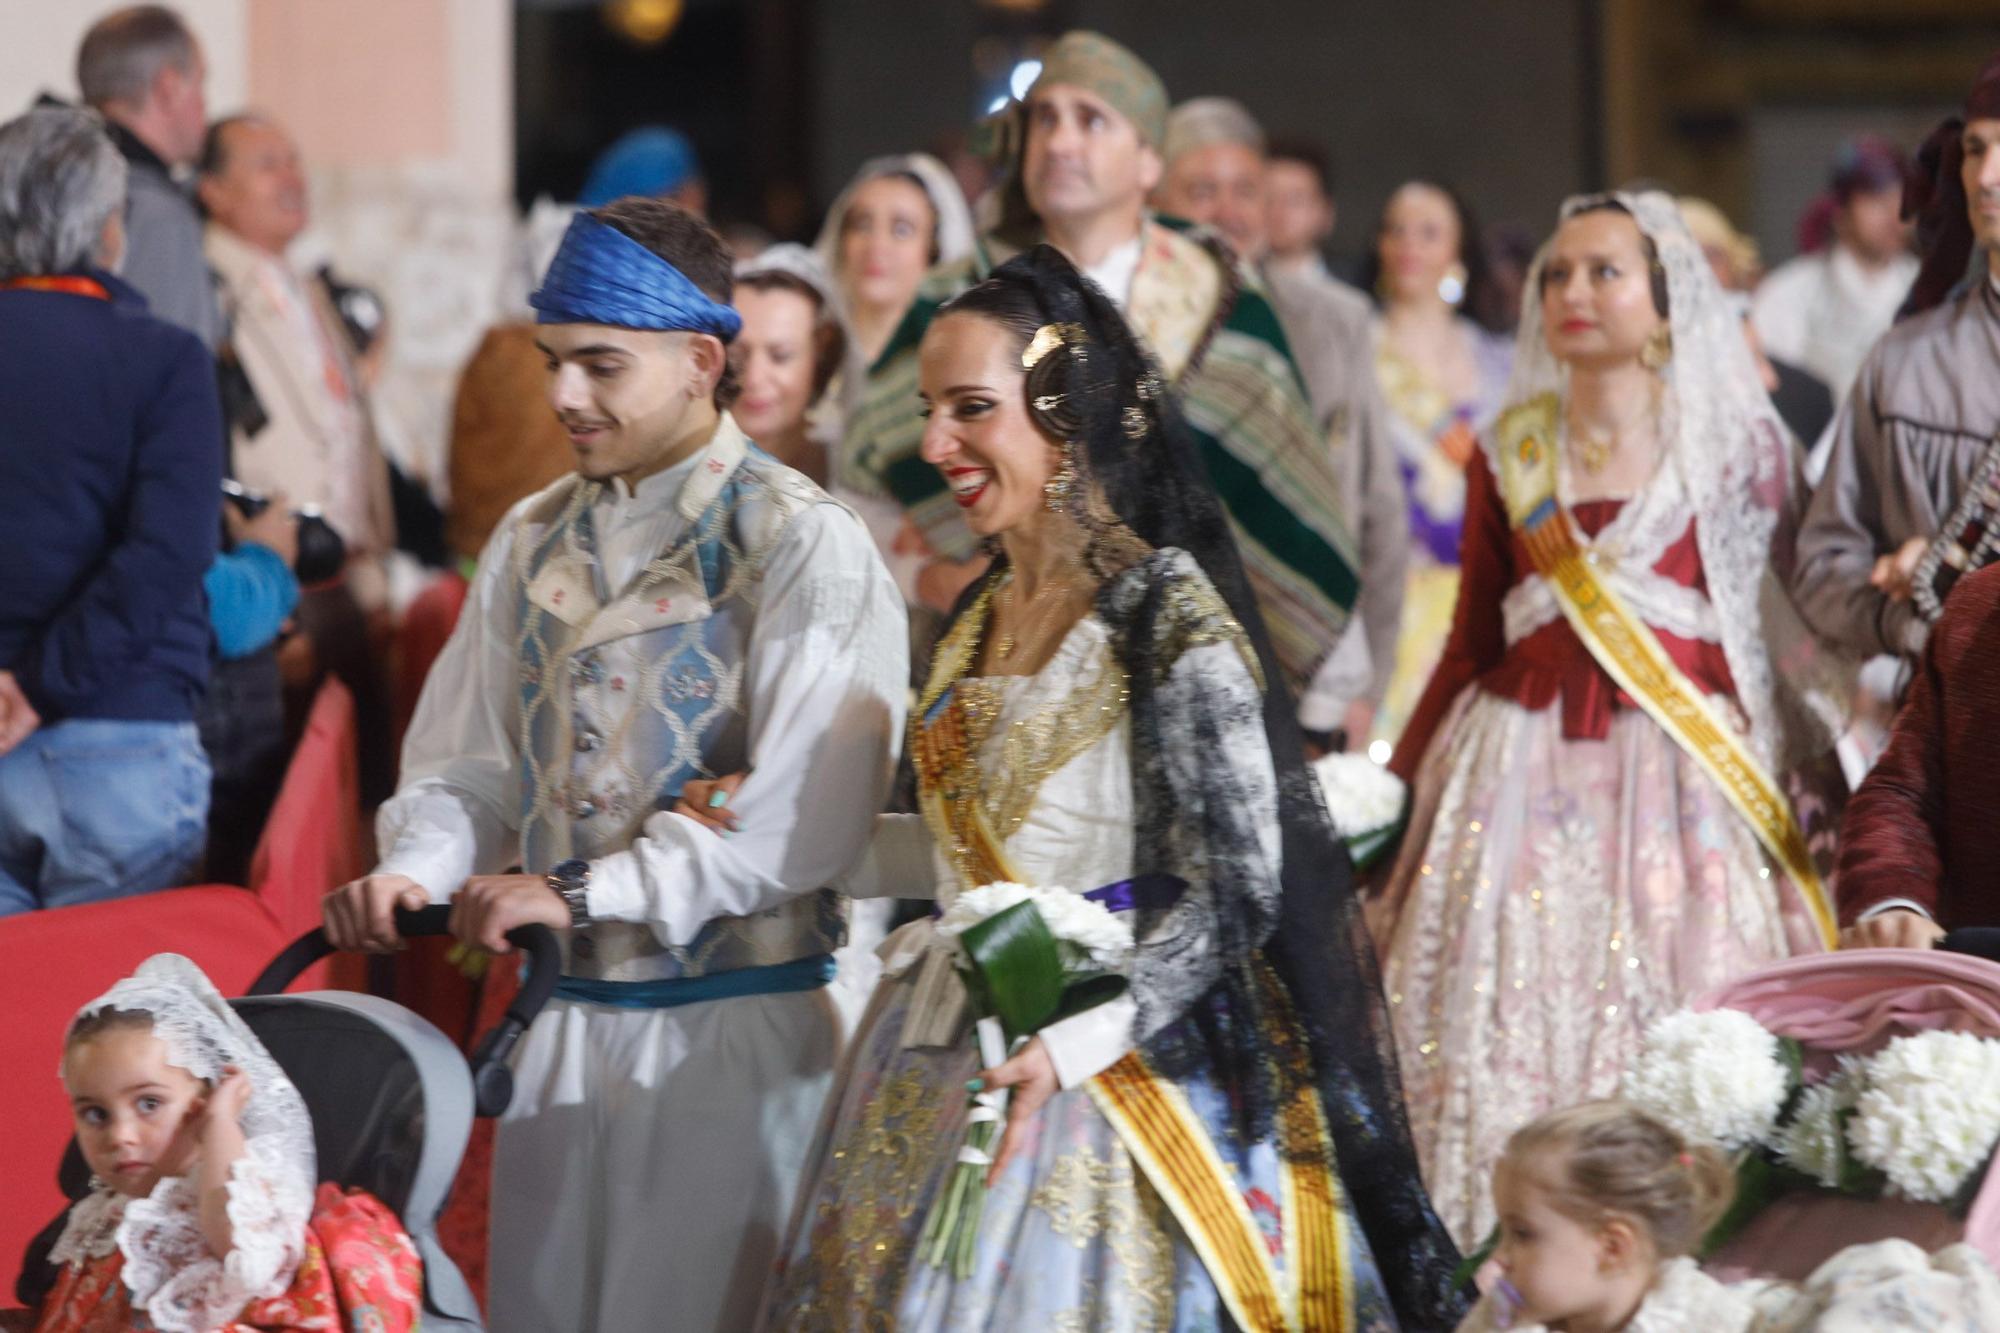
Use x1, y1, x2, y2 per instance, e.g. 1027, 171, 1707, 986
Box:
206, 225, 395, 604
1265, 264, 1409, 714
1794, 275, 2000, 660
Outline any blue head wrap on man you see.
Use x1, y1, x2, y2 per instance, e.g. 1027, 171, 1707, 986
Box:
531, 211, 743, 341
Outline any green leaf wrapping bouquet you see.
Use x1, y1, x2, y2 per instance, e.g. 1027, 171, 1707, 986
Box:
917, 882, 1135, 1276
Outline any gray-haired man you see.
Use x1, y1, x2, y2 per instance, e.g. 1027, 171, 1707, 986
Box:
1155, 96, 1408, 748
77, 4, 216, 348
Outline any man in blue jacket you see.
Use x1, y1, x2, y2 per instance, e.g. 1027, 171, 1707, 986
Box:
76, 6, 302, 881
0, 106, 223, 914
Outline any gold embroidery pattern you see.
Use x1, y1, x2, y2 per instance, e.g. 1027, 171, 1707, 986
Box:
911, 674, 1011, 891
1375, 342, 1453, 440
1034, 1144, 1177, 1332
1159, 570, 1263, 690
984, 646, 1130, 841
917, 581, 994, 715
790, 1065, 946, 1331
912, 580, 1132, 890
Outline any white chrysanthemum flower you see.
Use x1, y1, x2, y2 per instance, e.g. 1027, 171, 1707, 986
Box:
936, 882, 1038, 938
1847, 1030, 2000, 1203
1620, 1008, 1789, 1150
1030, 889, 1133, 966
1775, 1056, 1865, 1187
1312, 752, 1406, 836
937, 882, 1133, 967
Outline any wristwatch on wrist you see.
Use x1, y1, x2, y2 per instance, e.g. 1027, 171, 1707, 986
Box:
546, 858, 592, 928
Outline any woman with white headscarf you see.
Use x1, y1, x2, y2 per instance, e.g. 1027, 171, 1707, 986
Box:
1371, 191, 1851, 1248
814, 154, 975, 371
813, 157, 975, 607
732, 243, 855, 485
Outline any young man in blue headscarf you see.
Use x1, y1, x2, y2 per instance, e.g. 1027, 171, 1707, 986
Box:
323, 199, 908, 1331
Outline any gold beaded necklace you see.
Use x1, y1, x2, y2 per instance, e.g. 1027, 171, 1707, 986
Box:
1566, 380, 1663, 477
990, 573, 1089, 666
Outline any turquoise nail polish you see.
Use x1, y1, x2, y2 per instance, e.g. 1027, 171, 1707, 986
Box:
965, 1077, 984, 1093
707, 790, 730, 809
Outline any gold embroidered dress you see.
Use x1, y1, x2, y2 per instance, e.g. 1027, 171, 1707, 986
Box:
760, 565, 1400, 1332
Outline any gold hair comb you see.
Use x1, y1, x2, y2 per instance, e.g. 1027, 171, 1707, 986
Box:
1022, 322, 1083, 370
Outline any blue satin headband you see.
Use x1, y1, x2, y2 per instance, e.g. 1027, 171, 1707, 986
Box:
530, 213, 742, 341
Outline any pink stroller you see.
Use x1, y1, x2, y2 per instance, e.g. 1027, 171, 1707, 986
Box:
1694, 942, 2000, 1280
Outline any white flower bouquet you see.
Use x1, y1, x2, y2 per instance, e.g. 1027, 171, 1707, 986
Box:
1311, 751, 1408, 870
919, 881, 1135, 1277
1620, 1008, 2000, 1251
1847, 1031, 2000, 1203
1621, 1008, 1793, 1151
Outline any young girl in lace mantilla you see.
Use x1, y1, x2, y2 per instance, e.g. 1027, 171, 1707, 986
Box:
30, 954, 421, 1333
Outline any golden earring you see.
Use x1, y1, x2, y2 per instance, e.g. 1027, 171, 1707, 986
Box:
1044, 442, 1078, 513
1640, 325, 1673, 372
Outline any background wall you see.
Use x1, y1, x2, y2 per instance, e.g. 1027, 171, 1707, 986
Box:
809, 0, 1593, 272
0, 0, 251, 115
6, 0, 1998, 475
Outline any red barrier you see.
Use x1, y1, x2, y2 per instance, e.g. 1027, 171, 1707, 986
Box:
392, 569, 470, 749
250, 676, 368, 945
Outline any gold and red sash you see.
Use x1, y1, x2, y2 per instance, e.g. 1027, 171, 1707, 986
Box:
909, 586, 1352, 1330
1494, 394, 1838, 949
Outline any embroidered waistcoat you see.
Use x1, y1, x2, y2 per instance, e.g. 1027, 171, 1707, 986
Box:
510, 423, 846, 982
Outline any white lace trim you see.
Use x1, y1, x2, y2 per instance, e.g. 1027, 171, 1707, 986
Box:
48, 1189, 126, 1265
1502, 455, 1722, 648
1503, 560, 1721, 650
117, 1137, 312, 1332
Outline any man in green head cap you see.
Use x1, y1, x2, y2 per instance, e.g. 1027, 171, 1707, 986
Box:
841, 29, 1361, 705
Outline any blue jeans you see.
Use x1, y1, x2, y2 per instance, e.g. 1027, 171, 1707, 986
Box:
0, 719, 210, 917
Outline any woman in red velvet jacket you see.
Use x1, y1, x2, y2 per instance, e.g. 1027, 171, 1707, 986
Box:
1367, 191, 1849, 1248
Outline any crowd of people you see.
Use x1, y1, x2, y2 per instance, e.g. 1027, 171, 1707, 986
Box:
6, 5, 2000, 1331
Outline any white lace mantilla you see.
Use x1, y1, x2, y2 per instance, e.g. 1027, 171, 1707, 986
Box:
53, 955, 317, 1331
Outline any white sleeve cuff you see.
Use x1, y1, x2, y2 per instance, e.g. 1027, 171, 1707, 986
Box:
1858, 898, 1933, 922
837, 814, 937, 900
1297, 620, 1370, 732
372, 783, 494, 903
581, 842, 655, 925
1040, 994, 1137, 1089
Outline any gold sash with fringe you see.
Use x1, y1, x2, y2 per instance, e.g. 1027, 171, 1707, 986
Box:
1494, 394, 1837, 949
907, 585, 1352, 1331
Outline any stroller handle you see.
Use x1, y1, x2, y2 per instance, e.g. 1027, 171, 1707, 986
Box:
1941, 927, 2000, 963
249, 905, 562, 1118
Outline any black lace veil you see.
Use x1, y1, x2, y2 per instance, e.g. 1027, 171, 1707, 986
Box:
934, 246, 1469, 1328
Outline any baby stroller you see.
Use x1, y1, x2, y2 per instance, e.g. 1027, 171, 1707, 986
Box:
1694, 930, 2000, 1281
16, 907, 558, 1332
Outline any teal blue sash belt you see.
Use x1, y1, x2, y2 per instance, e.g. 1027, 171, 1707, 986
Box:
552, 953, 837, 1010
